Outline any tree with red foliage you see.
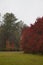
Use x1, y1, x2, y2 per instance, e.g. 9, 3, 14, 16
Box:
21, 17, 43, 54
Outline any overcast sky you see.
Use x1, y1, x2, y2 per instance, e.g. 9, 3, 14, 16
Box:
0, 0, 43, 26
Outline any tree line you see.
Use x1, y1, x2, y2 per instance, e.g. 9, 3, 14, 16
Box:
0, 12, 43, 54
0, 12, 28, 51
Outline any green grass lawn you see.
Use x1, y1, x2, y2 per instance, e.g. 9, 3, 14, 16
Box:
0, 52, 43, 65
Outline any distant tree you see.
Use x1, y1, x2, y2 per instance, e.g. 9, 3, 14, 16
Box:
0, 13, 18, 50
14, 20, 25, 50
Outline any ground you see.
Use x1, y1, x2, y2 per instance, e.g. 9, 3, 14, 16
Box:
0, 52, 43, 65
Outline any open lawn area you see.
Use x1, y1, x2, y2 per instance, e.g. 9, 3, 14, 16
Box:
0, 52, 43, 65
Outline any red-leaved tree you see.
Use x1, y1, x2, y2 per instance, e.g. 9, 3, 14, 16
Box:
20, 17, 43, 54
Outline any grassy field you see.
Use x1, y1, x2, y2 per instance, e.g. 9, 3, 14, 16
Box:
0, 52, 43, 65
